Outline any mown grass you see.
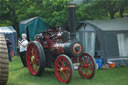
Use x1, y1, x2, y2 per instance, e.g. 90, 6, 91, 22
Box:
7, 56, 128, 85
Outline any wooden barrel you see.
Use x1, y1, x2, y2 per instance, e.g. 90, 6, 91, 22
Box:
0, 34, 9, 85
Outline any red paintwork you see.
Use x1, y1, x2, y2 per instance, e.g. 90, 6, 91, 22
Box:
73, 43, 82, 55
27, 43, 40, 75
27, 29, 95, 83
36, 30, 66, 55
54, 55, 71, 83
71, 57, 79, 63
78, 53, 95, 79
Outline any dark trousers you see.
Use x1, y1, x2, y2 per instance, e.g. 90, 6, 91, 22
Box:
20, 51, 27, 67
8, 48, 12, 61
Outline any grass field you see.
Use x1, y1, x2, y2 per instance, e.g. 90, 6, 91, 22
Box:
7, 56, 128, 85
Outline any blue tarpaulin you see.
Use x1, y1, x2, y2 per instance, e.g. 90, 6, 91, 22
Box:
0, 26, 17, 56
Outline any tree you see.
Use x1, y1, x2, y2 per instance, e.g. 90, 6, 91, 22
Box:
76, 0, 109, 22
0, 0, 128, 36
119, 0, 128, 17
0, 0, 71, 32
0, 0, 32, 36
89, 0, 128, 19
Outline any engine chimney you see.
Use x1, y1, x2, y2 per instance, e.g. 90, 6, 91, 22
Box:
68, 3, 76, 39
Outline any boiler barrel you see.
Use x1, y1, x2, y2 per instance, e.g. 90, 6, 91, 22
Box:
51, 40, 82, 57
64, 40, 82, 57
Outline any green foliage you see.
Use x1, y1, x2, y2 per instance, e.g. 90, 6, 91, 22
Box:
39, 0, 70, 27
86, 0, 128, 19
0, 0, 128, 31
76, 2, 109, 23
0, 20, 12, 26
0, 0, 70, 28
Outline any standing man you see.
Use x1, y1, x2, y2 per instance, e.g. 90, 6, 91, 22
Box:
6, 38, 12, 61
19, 33, 28, 67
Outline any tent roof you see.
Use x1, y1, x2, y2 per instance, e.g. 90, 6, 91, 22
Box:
0, 26, 13, 33
79, 17, 128, 31
8, 26, 16, 32
19, 16, 41, 24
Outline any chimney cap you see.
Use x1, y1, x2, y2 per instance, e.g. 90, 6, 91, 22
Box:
68, 3, 76, 7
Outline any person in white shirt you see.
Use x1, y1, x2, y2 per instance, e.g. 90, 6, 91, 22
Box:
19, 33, 28, 67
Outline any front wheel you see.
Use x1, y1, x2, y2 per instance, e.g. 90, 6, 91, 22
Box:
54, 54, 73, 83
26, 41, 45, 76
78, 53, 96, 79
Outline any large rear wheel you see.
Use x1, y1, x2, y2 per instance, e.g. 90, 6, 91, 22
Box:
78, 53, 96, 79
0, 34, 9, 85
26, 41, 45, 76
54, 55, 73, 83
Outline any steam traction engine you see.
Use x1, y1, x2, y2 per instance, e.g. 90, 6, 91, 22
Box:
26, 4, 96, 83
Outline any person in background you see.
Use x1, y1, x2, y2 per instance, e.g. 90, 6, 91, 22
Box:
6, 38, 12, 61
18, 33, 28, 67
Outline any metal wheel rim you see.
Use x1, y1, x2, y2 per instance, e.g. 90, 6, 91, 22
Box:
78, 53, 95, 79
27, 43, 40, 75
55, 55, 72, 83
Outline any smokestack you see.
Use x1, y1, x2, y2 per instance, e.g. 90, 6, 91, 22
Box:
68, 3, 76, 39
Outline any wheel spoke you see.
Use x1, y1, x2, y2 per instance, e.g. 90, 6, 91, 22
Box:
66, 71, 70, 77
89, 64, 93, 70
78, 53, 95, 79
54, 55, 73, 83
84, 56, 88, 62
57, 68, 60, 71
30, 61, 35, 65
62, 57, 66, 67
85, 68, 89, 75
60, 59, 63, 65
27, 42, 45, 76
35, 48, 38, 59
34, 64, 37, 69
58, 63, 61, 68
79, 57, 84, 63
35, 59, 40, 65
62, 72, 67, 80
31, 48, 35, 55
65, 60, 69, 67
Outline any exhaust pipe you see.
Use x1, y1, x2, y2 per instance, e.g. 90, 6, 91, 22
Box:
68, 3, 76, 39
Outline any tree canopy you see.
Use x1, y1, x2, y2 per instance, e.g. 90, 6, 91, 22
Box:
0, 0, 128, 34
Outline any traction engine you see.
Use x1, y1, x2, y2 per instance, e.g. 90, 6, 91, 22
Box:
26, 3, 96, 83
